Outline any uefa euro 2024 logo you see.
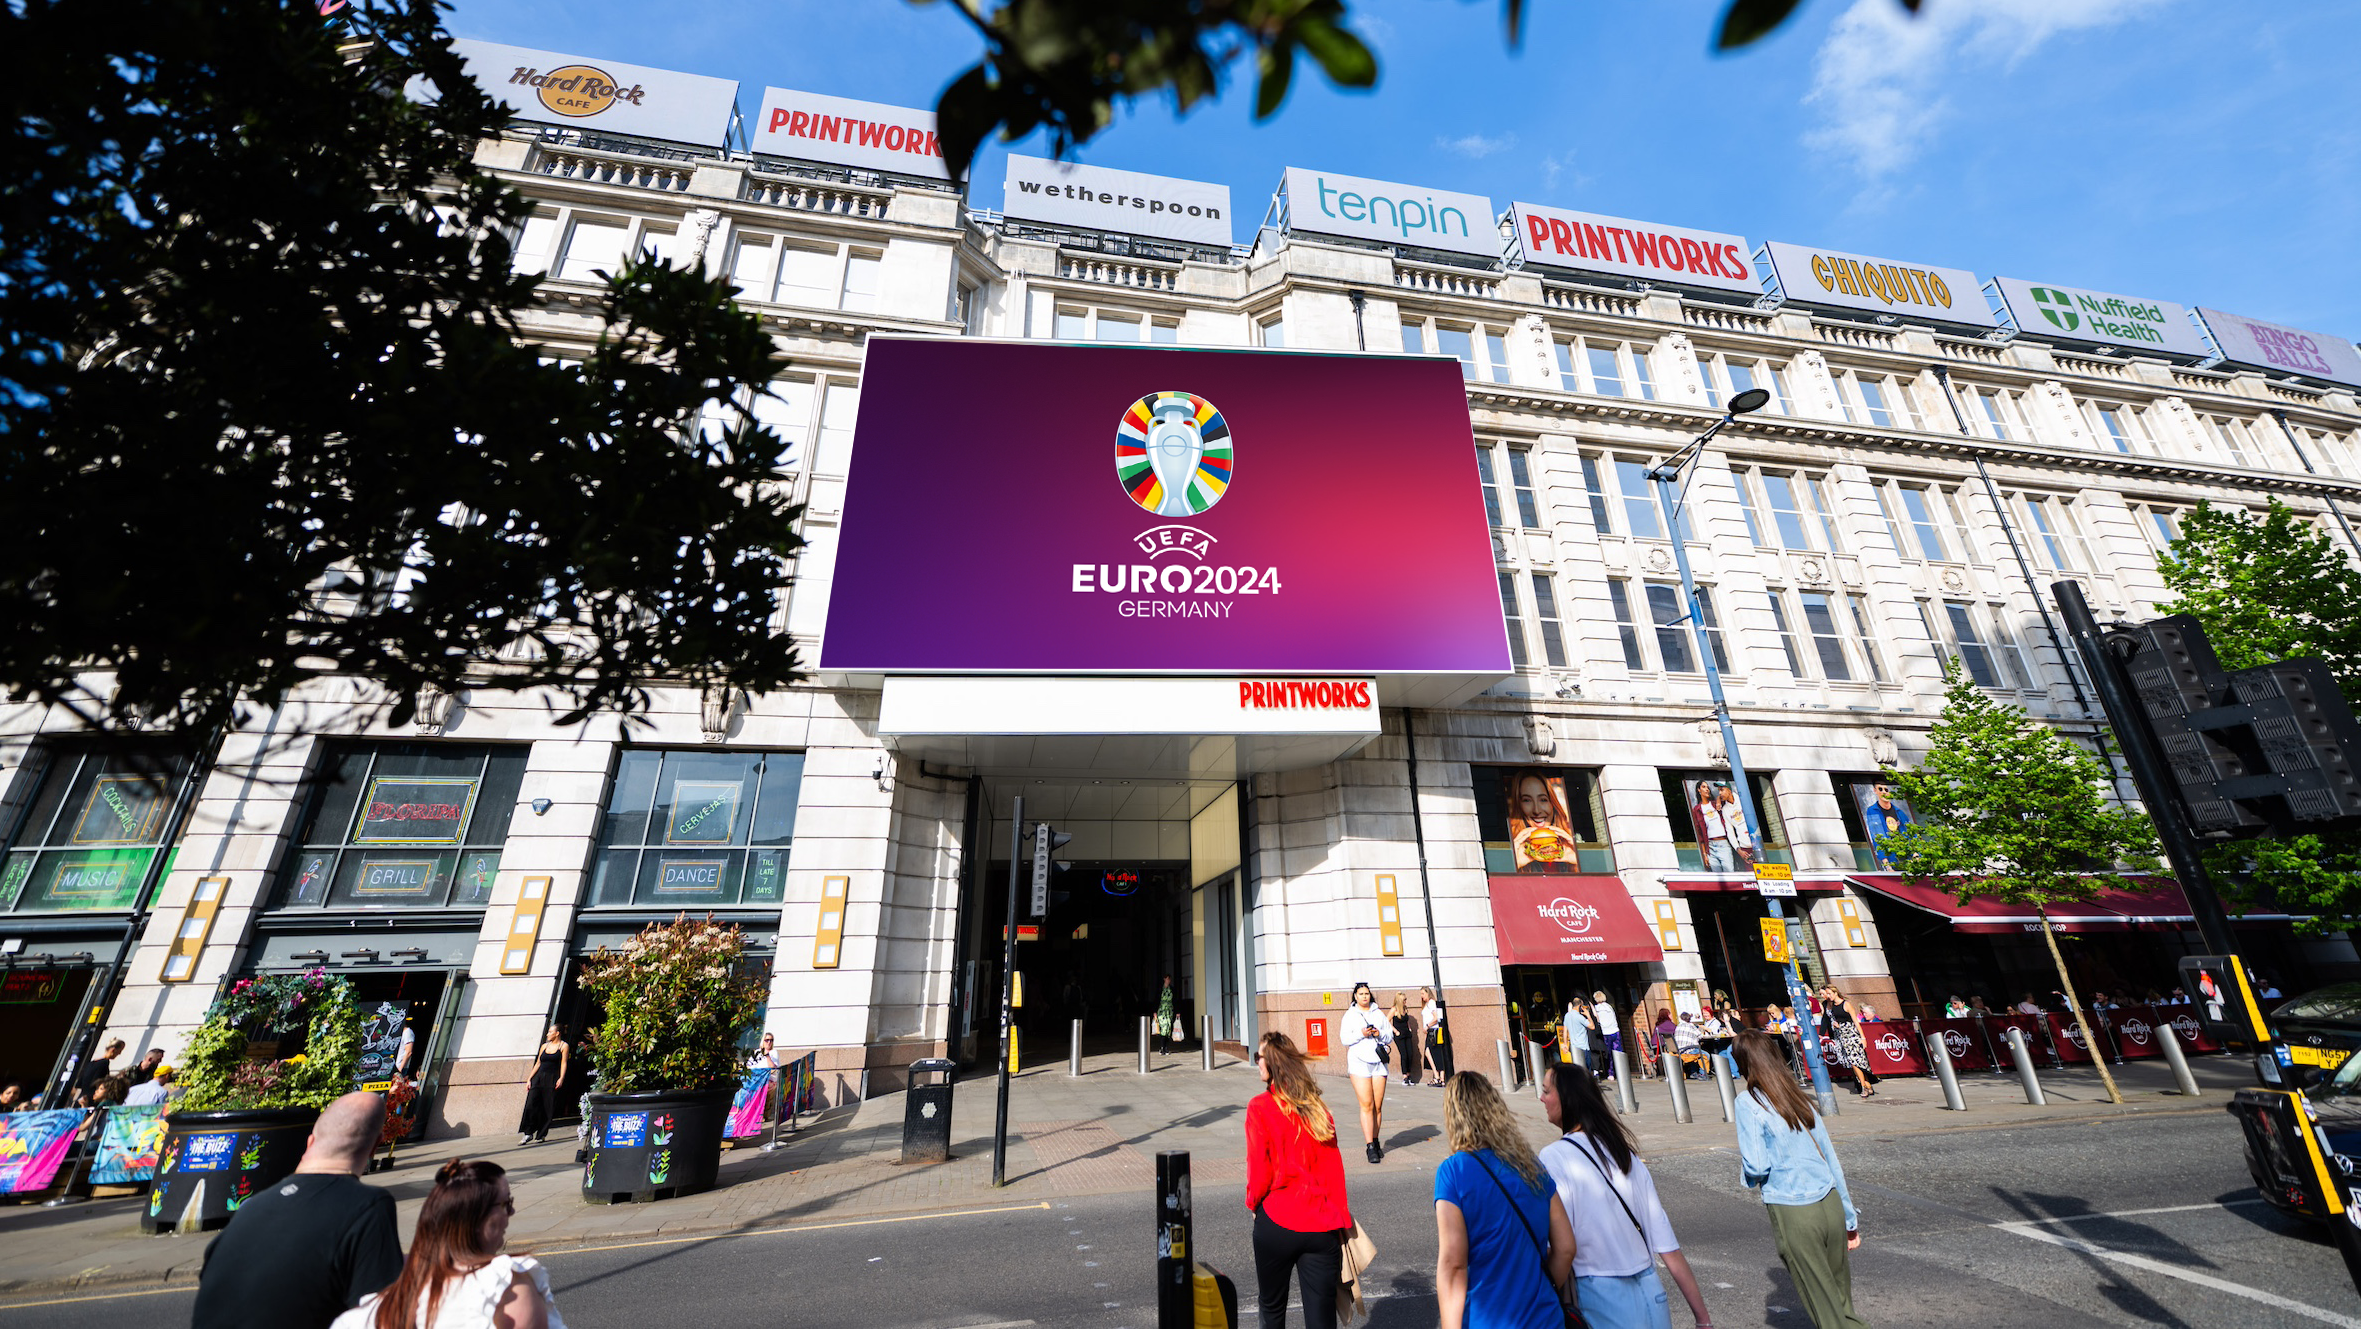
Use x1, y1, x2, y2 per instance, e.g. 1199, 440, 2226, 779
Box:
1116, 392, 1232, 517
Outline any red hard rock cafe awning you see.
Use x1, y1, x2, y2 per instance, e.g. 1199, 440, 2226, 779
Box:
1488, 874, 1664, 967
1845, 873, 2300, 935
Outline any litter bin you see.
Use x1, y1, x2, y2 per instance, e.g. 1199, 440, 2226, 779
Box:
902, 1058, 956, 1164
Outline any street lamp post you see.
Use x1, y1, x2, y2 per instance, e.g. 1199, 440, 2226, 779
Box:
1647, 388, 1841, 1116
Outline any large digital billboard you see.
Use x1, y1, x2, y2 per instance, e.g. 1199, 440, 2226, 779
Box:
819, 339, 1510, 675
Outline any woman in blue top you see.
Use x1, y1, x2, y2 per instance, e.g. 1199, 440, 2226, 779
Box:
1433, 1072, 1572, 1329
1731, 1031, 1867, 1329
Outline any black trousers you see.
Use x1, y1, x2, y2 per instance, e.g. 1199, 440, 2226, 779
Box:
1428, 1037, 1455, 1080
518, 1079, 557, 1136
1253, 1207, 1341, 1329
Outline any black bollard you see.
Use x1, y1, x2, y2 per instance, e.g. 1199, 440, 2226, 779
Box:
1157, 1150, 1193, 1329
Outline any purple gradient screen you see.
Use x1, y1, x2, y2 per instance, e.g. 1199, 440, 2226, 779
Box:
818, 338, 1510, 674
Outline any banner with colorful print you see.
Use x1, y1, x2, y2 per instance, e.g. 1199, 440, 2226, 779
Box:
0, 1109, 85, 1193
727, 1065, 773, 1138
784, 1052, 819, 1117
92, 1105, 168, 1184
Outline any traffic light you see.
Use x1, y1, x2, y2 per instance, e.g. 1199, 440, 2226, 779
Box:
1028, 822, 1072, 918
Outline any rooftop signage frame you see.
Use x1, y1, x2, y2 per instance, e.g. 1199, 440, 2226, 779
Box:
1278, 167, 1496, 259
1758, 240, 1994, 328
1507, 202, 1756, 296
1990, 277, 2208, 357
751, 87, 953, 181
1003, 155, 1233, 249
441, 38, 738, 149
819, 338, 1512, 679
2194, 307, 2361, 389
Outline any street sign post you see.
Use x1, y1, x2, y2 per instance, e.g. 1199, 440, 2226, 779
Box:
1753, 862, 1797, 898
1759, 917, 1790, 965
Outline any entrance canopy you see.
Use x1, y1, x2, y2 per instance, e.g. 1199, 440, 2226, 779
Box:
1489, 875, 1663, 967
1664, 874, 1846, 894
1845, 873, 2300, 935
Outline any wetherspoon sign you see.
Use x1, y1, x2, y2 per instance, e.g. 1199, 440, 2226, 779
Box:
1003, 155, 1232, 248
1508, 203, 1756, 296
441, 39, 739, 148
2194, 307, 2361, 390
1759, 241, 1994, 328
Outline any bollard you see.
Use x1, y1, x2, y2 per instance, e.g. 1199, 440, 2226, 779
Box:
1070, 1019, 1084, 1078
1527, 1040, 1548, 1099
1612, 1049, 1638, 1114
1926, 1032, 1967, 1112
1156, 1150, 1193, 1329
1201, 1016, 1214, 1071
1711, 1050, 1737, 1123
1660, 1051, 1694, 1124
2004, 1026, 2046, 1105
1496, 1039, 1518, 1091
1139, 1016, 1152, 1074
2157, 1023, 2202, 1097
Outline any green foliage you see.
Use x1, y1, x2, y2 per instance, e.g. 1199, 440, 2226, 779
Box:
1880, 661, 2157, 909
2, 0, 803, 736
175, 969, 365, 1113
580, 916, 769, 1094
2157, 498, 2361, 694
2204, 833, 2361, 939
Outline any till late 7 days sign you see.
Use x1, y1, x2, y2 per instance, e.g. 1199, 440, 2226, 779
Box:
819, 339, 1509, 675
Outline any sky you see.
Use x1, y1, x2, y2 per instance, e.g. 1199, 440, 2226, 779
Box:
442, 0, 2361, 337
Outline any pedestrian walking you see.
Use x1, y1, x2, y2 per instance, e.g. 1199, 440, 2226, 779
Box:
1539, 1063, 1714, 1329
1818, 989, 1877, 1099
1390, 992, 1426, 1087
1153, 974, 1178, 1053
1433, 1072, 1572, 1329
1591, 992, 1621, 1078
1422, 988, 1455, 1085
1731, 1031, 1866, 1329
193, 1093, 403, 1329
1246, 1032, 1352, 1329
1564, 999, 1594, 1074
334, 1159, 566, 1329
517, 1023, 570, 1146
1342, 981, 1393, 1163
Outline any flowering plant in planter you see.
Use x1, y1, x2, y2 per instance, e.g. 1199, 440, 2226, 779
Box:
579, 916, 767, 1093
175, 969, 364, 1112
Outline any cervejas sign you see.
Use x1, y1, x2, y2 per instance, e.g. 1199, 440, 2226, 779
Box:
441, 39, 738, 148
752, 88, 951, 180
1508, 203, 1755, 295
1003, 155, 1232, 248
2195, 307, 2361, 389
1280, 168, 1495, 258
821, 339, 1508, 674
1992, 277, 2208, 357
1760, 240, 1994, 328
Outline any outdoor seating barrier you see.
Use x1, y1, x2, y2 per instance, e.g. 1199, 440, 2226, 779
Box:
2004, 1026, 2045, 1105
1926, 1032, 1967, 1112
1660, 1051, 1693, 1124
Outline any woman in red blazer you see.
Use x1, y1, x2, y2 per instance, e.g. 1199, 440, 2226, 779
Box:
1247, 1031, 1353, 1329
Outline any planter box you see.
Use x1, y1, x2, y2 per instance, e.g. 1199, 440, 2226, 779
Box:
146, 1107, 319, 1233
582, 1089, 730, 1205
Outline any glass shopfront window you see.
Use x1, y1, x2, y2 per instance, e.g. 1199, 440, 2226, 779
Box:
586, 750, 804, 908
272, 743, 528, 910
1473, 767, 1614, 874
0, 749, 189, 913
1658, 770, 1790, 871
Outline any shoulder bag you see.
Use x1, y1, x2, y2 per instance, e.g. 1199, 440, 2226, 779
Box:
1474, 1154, 1586, 1329
1562, 1133, 1650, 1245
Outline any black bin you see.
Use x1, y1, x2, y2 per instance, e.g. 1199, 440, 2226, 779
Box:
902, 1058, 956, 1164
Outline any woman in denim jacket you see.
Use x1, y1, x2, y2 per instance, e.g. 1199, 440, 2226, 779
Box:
1730, 1031, 1866, 1329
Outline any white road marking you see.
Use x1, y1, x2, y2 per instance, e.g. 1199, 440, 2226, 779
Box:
2003, 1198, 2267, 1226
1991, 1223, 2361, 1328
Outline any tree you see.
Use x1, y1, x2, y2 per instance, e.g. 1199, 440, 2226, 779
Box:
927, 0, 1919, 180
3, 0, 804, 737
1879, 661, 2157, 1104
2159, 498, 2361, 937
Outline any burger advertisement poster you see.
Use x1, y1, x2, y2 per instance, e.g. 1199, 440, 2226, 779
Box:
1503, 770, 1577, 874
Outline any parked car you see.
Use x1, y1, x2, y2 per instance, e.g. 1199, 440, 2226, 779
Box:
2269, 982, 2361, 1081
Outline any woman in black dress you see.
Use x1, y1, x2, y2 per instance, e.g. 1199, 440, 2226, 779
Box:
518, 1023, 569, 1146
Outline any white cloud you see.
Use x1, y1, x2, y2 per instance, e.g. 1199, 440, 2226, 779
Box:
1438, 131, 1517, 160
1539, 150, 1581, 192
1806, 0, 2166, 184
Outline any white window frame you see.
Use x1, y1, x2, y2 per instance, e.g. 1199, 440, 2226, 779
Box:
1553, 336, 1658, 401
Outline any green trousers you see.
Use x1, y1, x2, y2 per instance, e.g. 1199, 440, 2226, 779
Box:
1765, 1190, 1869, 1329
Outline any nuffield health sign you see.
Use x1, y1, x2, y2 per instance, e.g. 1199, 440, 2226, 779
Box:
1991, 277, 2207, 357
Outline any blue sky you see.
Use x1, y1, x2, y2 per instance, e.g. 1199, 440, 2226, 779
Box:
444, 0, 2361, 336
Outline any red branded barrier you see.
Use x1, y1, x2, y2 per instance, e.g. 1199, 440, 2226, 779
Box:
1925, 1018, 1996, 1072
2104, 1006, 2164, 1061
1858, 1022, 1928, 1076
2158, 1004, 2223, 1053
2045, 1013, 2095, 1064
1984, 1013, 2050, 1065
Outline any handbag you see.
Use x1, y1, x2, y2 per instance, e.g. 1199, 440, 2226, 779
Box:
1474, 1154, 1586, 1329
1354, 1010, 1392, 1067
1338, 1217, 1378, 1325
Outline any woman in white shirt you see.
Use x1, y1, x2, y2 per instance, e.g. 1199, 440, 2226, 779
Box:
336, 1159, 563, 1329
1419, 987, 1449, 1086
1342, 981, 1394, 1164
1539, 1063, 1711, 1329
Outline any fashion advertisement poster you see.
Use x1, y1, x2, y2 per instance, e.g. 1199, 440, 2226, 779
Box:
1504, 770, 1575, 873
1851, 782, 1916, 868
1682, 777, 1755, 872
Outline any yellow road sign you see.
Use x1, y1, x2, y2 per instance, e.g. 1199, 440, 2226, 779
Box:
1760, 917, 1791, 965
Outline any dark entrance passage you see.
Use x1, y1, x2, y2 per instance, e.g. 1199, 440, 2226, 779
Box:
977, 857, 1189, 1059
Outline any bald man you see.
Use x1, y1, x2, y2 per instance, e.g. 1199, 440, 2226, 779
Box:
194, 1092, 403, 1329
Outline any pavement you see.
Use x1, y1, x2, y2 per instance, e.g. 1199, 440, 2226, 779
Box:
0, 1045, 2275, 1307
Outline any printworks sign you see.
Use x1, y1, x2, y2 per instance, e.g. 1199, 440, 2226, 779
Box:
1759, 241, 1994, 328
752, 88, 952, 180
1003, 155, 1232, 248
1507, 202, 1756, 296
2195, 307, 2361, 389
821, 338, 1509, 674
1991, 277, 2207, 356
439, 39, 739, 148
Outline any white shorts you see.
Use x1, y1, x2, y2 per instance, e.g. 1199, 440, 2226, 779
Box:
1347, 1057, 1390, 1080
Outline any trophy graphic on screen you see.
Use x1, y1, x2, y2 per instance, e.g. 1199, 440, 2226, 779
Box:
1145, 396, 1207, 517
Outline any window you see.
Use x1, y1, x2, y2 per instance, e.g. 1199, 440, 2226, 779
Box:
1756, 472, 1838, 551
2207, 416, 2256, 468
953, 282, 982, 333
588, 750, 805, 907
1694, 587, 1732, 672
1257, 315, 1286, 348
1097, 311, 1142, 342
0, 749, 189, 914
814, 383, 859, 475
556, 216, 630, 283
1474, 767, 1614, 874
1963, 386, 2025, 442
1436, 327, 1476, 379
777, 244, 840, 306
1485, 332, 1512, 385
1579, 455, 1613, 533
1876, 479, 1971, 563
2088, 402, 2144, 455
1990, 607, 2035, 690
1835, 370, 1920, 429
272, 743, 527, 910
1765, 592, 1805, 676
1149, 321, 1179, 344
1556, 338, 1656, 400
1733, 471, 1768, 547
1475, 450, 1505, 527
1659, 770, 1790, 870
1942, 602, 1999, 688
1585, 345, 1625, 397
834, 251, 879, 312
1606, 580, 1647, 670
1531, 574, 1569, 668
2130, 503, 2183, 557
1899, 485, 1948, 561
1846, 593, 1887, 682
1645, 582, 1693, 673
1498, 572, 1530, 669
1615, 459, 1661, 538
2017, 495, 2090, 572
704, 376, 818, 469
1054, 309, 1089, 339
1401, 324, 1426, 355
1507, 449, 1541, 528
512, 212, 561, 274
1798, 591, 1852, 681
1697, 355, 1788, 415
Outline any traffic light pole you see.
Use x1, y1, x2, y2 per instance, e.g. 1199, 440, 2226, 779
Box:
991, 795, 1022, 1187
2051, 581, 2239, 957
1650, 433, 1838, 1116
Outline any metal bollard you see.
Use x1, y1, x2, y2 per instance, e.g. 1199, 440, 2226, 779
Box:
1661, 1051, 1694, 1124
1496, 1039, 1518, 1090
1139, 1016, 1151, 1074
1156, 1150, 1193, 1329
1926, 1032, 1967, 1112
2004, 1026, 2046, 1105
1612, 1049, 1638, 1114
1070, 1019, 1084, 1077
1711, 1051, 1737, 1123
1201, 1016, 1214, 1071
2157, 1023, 2202, 1097
1527, 1040, 1548, 1099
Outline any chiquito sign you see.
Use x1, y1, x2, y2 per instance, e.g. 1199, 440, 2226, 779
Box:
820, 339, 1510, 674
